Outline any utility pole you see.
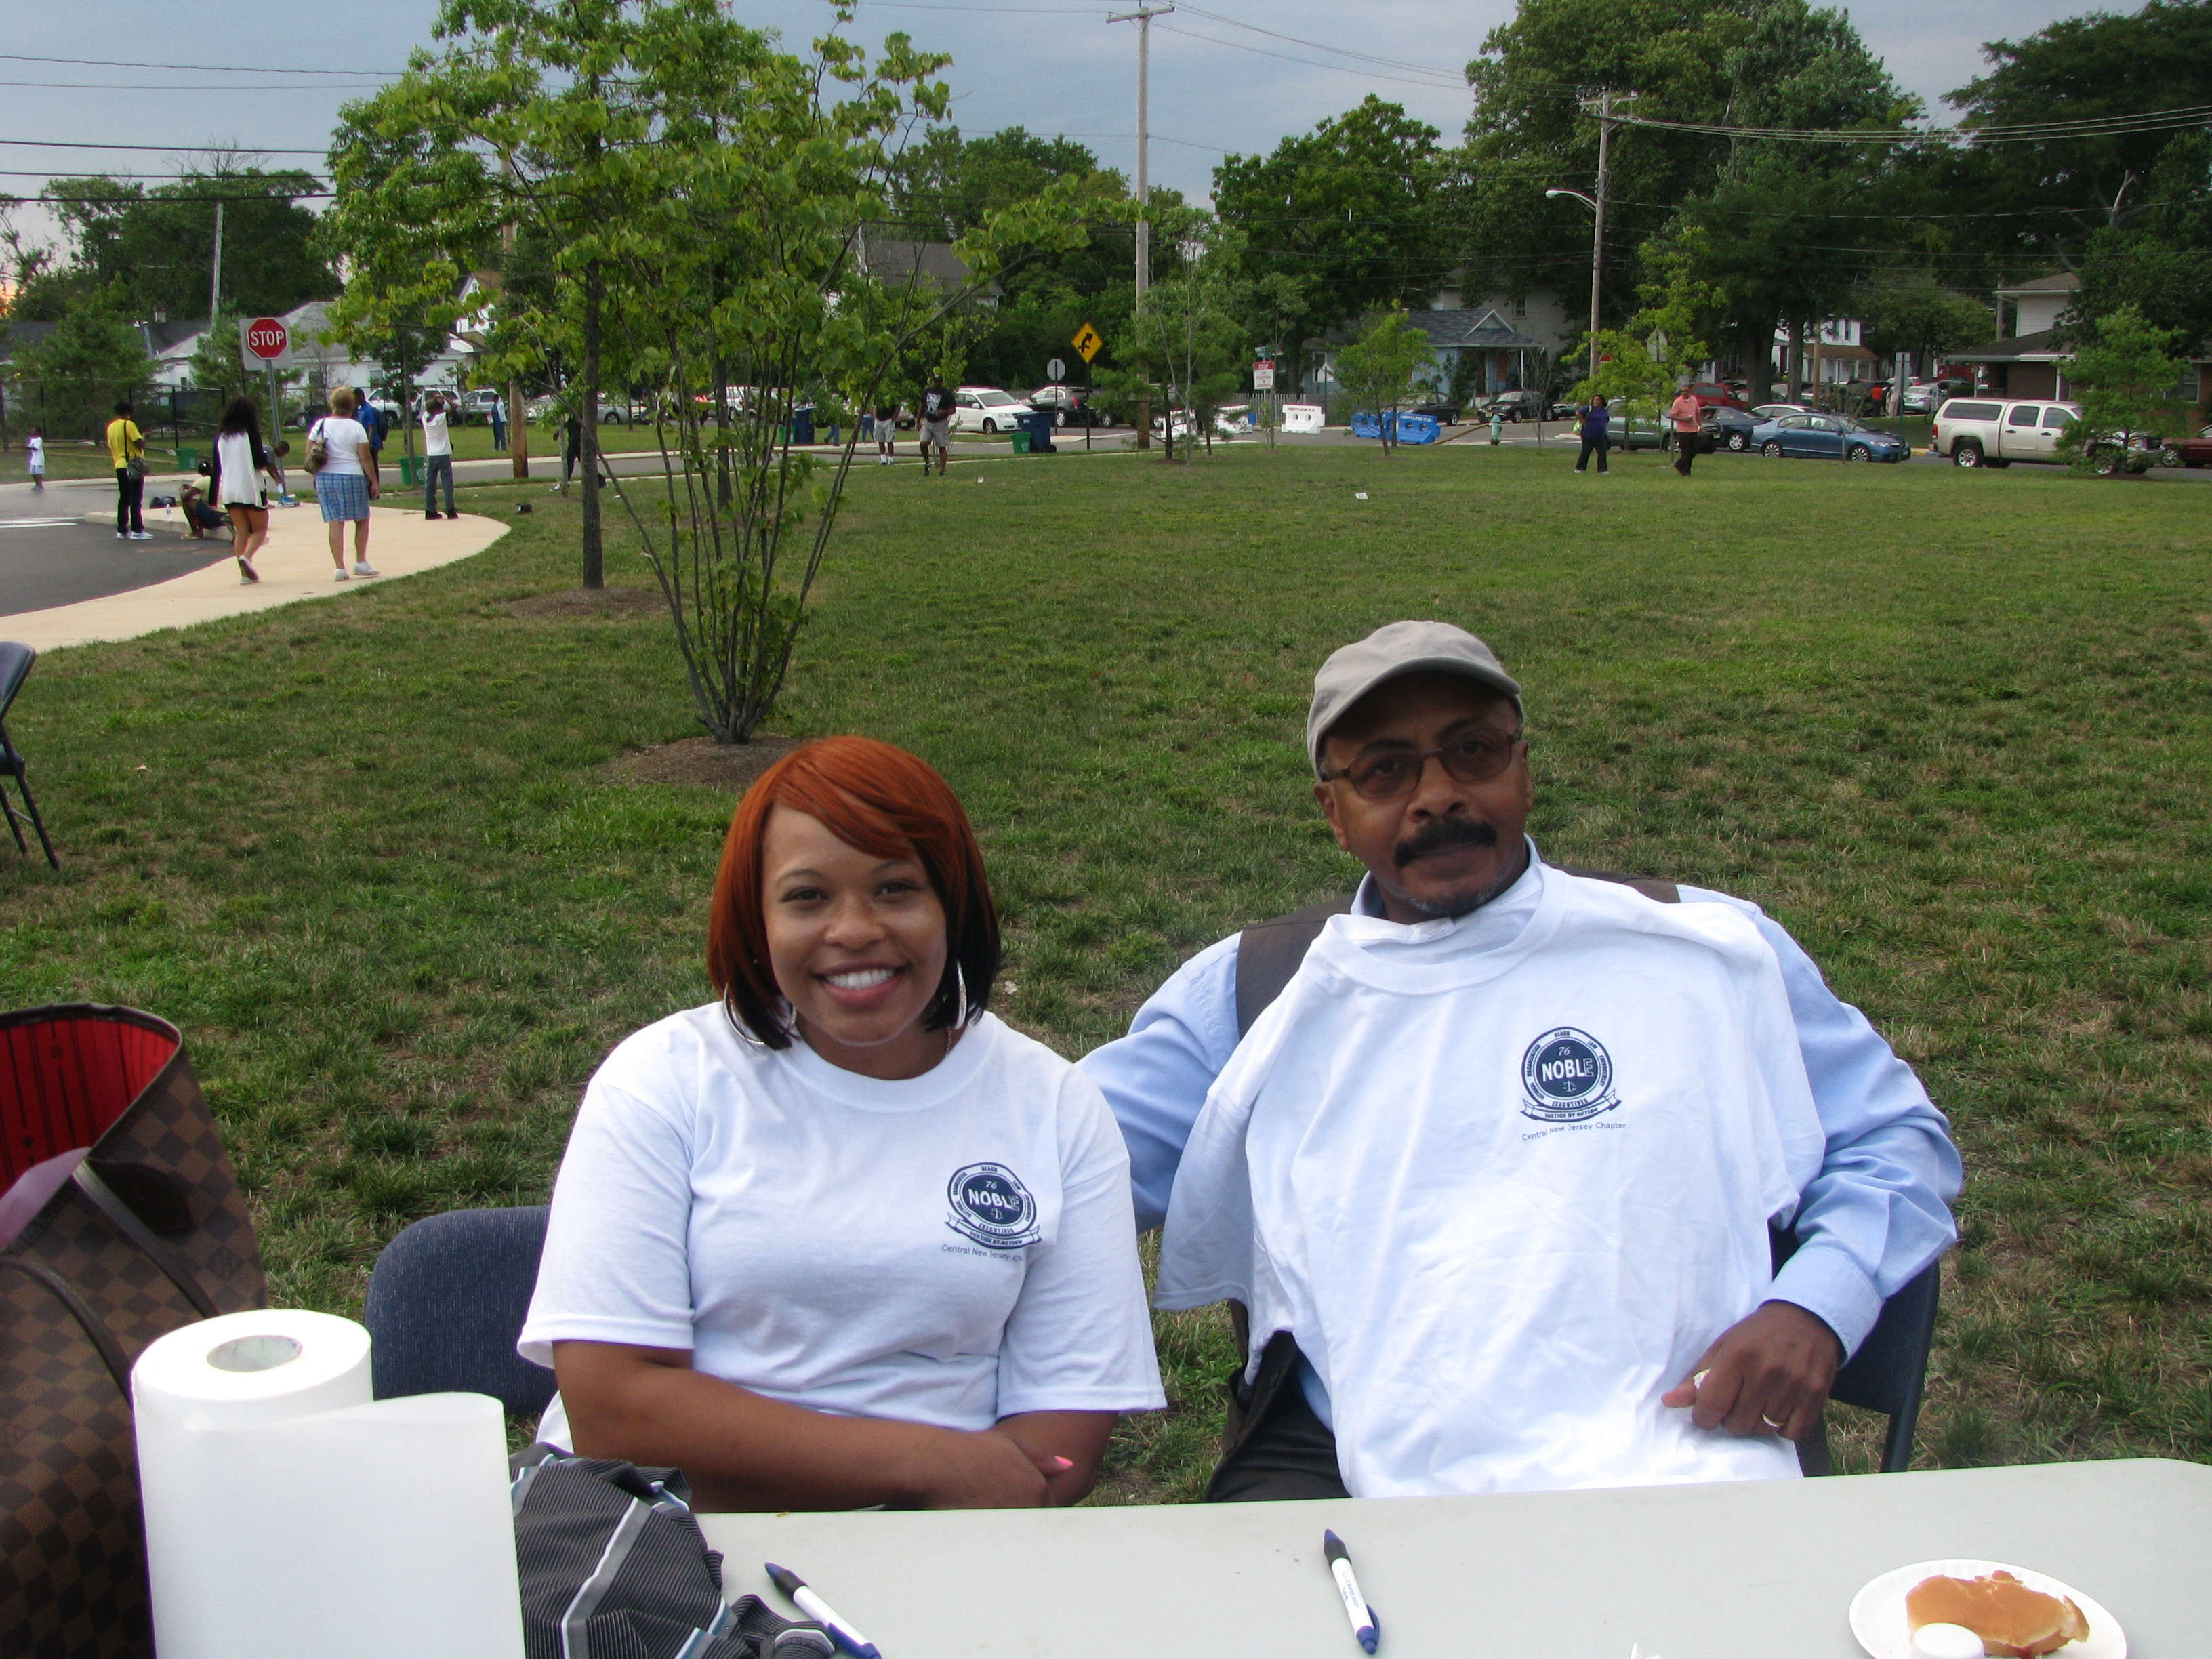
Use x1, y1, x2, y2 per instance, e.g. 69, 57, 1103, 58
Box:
208, 201, 225, 320
501, 151, 529, 480
1576, 90, 1635, 346
1109, 4, 1172, 308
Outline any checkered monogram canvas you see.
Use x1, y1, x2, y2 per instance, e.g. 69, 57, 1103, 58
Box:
1, 1007, 267, 1658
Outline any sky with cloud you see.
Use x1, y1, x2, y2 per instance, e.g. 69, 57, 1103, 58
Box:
2, 0, 2104, 260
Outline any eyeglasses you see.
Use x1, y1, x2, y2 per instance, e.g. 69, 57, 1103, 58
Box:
1323, 729, 1524, 800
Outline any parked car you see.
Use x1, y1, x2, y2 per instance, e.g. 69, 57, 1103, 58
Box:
950, 386, 1027, 434
1927, 398, 2081, 468
1750, 412, 1911, 462
1477, 389, 1574, 422
454, 388, 506, 422
1407, 399, 1462, 425
1027, 386, 1114, 428
1678, 380, 1748, 411
1748, 403, 1811, 423
2160, 424, 2212, 468
1603, 398, 1666, 451
1699, 407, 1762, 452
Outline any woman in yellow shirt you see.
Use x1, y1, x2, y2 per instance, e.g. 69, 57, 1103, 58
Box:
106, 400, 149, 539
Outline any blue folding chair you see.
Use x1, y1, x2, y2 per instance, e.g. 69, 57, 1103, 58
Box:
364, 1204, 555, 1415
0, 642, 57, 869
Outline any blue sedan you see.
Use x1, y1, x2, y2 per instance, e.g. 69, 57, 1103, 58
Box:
1750, 412, 1910, 462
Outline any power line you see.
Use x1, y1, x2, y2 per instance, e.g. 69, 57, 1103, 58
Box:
0, 79, 394, 91
1151, 21, 1466, 93
0, 138, 328, 154
1171, 3, 1470, 82
1614, 105, 2212, 146
0, 52, 406, 76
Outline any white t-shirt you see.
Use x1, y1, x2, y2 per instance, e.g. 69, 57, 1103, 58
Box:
423, 411, 452, 457
1155, 865, 1825, 1498
314, 416, 369, 475
214, 431, 265, 507
522, 1006, 1164, 1451
24, 436, 42, 472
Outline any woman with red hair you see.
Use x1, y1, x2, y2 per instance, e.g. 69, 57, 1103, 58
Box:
520, 737, 1163, 1509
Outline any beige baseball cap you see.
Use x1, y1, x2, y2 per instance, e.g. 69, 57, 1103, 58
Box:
1306, 621, 1521, 775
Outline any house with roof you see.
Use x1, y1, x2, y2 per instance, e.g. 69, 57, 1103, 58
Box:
1305, 283, 1578, 403
1946, 272, 2078, 401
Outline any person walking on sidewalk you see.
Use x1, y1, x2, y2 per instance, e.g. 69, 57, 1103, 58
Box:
214, 396, 278, 584
421, 394, 457, 519
24, 428, 43, 491
875, 400, 898, 466
918, 379, 954, 476
1668, 384, 1704, 478
491, 396, 508, 453
107, 401, 151, 538
309, 386, 381, 582
1573, 395, 1610, 475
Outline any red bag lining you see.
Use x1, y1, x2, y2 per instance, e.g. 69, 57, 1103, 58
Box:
1, 1017, 178, 1187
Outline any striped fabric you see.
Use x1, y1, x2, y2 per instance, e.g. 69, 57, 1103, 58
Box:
316, 470, 371, 522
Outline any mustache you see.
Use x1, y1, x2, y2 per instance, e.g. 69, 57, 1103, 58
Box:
1392, 816, 1499, 869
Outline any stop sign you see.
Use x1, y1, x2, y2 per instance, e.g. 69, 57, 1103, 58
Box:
245, 317, 288, 359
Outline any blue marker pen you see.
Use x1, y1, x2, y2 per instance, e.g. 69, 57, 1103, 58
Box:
766, 1563, 882, 1659
1322, 1530, 1379, 1654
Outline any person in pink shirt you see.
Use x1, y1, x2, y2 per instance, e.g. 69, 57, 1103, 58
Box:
1668, 384, 1705, 477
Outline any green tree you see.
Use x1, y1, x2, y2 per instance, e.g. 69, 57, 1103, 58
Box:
327, 0, 663, 588
1944, 0, 2212, 270
1572, 329, 1675, 442
1850, 272, 2001, 375
1215, 97, 1450, 391
15, 285, 151, 439
1332, 307, 1433, 455
41, 168, 335, 321
2056, 304, 2187, 473
1460, 0, 1904, 335
187, 316, 255, 408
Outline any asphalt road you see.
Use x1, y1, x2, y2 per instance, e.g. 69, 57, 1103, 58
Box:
0, 481, 230, 619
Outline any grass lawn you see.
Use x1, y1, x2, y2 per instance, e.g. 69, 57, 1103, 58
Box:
3, 441, 2208, 1499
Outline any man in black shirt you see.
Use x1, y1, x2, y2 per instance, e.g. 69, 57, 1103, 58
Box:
918, 378, 954, 476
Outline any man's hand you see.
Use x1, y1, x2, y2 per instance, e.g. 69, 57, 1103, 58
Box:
1660, 1300, 1842, 1441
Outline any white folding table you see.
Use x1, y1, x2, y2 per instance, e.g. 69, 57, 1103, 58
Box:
701, 1458, 2209, 1658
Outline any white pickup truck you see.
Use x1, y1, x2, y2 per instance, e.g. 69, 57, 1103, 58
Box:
1929, 397, 2080, 468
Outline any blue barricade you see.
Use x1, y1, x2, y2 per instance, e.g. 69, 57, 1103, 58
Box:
1351, 411, 1441, 444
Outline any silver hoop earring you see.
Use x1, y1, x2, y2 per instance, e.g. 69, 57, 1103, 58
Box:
954, 964, 970, 1029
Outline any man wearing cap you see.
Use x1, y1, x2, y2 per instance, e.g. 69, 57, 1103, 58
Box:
1078, 621, 1960, 1500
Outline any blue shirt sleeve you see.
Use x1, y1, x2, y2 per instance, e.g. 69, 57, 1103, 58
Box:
1075, 933, 1244, 1233
1678, 886, 1962, 1358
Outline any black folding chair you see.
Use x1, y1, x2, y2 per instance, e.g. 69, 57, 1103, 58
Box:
364, 1204, 556, 1416
1830, 1259, 1942, 1473
0, 642, 57, 869
1775, 1225, 1942, 1472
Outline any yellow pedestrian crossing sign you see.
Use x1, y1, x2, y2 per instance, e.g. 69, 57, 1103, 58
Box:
1072, 322, 1103, 363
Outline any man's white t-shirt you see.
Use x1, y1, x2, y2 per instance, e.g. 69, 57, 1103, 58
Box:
522, 1006, 1165, 1450
314, 416, 369, 475
25, 436, 42, 472
423, 411, 452, 457
1155, 865, 1826, 1498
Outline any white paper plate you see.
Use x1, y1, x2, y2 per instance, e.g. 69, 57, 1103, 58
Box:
1849, 1559, 2125, 1659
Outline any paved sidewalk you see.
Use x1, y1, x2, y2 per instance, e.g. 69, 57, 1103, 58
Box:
1, 499, 508, 653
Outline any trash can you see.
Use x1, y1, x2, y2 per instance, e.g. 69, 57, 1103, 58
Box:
174, 446, 201, 475
1012, 410, 1056, 454
398, 455, 424, 488
790, 405, 816, 447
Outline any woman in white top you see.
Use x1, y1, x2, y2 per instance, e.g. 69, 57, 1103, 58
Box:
213, 397, 274, 584
309, 386, 381, 582
521, 737, 1164, 1509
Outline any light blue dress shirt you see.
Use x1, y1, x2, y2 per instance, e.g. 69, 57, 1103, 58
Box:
1077, 840, 1963, 1383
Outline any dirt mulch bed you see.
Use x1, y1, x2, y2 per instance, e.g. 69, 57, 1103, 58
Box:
502, 586, 664, 619
606, 733, 804, 790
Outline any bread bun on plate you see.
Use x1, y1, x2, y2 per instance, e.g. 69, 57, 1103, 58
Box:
1906, 1571, 2091, 1657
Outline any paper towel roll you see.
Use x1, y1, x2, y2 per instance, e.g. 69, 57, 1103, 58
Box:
134, 1309, 525, 1659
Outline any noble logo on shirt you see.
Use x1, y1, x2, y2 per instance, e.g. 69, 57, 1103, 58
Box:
946, 1162, 1041, 1250
1519, 1027, 1621, 1122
